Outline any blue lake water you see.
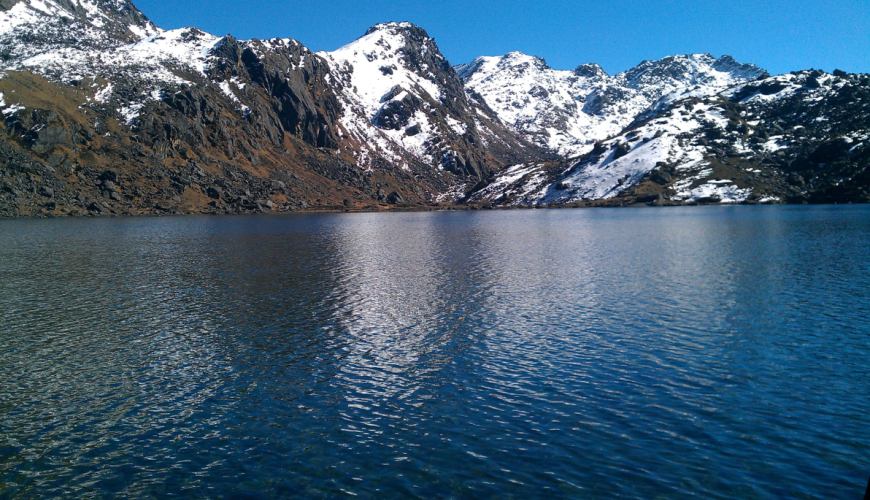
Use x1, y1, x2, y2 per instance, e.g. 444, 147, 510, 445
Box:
1, 206, 869, 499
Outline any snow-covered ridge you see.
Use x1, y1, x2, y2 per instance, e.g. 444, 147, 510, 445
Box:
0, 0, 224, 122
471, 68, 869, 207
17, 28, 220, 82
457, 52, 767, 156
469, 95, 760, 206
118, 28, 220, 78
456, 52, 617, 156
1, 4, 494, 178
0, 0, 159, 41
470, 99, 733, 205
0, 0, 167, 83
365, 21, 416, 34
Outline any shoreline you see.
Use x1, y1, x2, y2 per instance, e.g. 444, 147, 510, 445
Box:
0, 199, 855, 220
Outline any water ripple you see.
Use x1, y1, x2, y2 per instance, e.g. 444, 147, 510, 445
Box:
1, 206, 869, 498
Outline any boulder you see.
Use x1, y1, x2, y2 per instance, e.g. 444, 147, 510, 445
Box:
650, 170, 672, 185
759, 81, 788, 95
386, 191, 404, 204
804, 76, 821, 89
373, 88, 423, 130
635, 193, 662, 204
613, 143, 631, 160
99, 170, 119, 183
591, 142, 608, 155
89, 202, 107, 214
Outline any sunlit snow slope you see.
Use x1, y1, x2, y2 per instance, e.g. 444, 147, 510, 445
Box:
457, 53, 767, 156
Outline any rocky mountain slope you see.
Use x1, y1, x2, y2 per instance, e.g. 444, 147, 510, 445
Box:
467, 70, 870, 207
0, 1, 547, 217
318, 23, 547, 191
0, 0, 866, 217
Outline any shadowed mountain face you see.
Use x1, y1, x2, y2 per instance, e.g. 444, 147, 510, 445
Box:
0, 0, 866, 217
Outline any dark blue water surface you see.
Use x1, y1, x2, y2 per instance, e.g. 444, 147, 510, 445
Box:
1, 205, 869, 499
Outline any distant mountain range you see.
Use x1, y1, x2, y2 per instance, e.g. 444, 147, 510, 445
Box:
0, 0, 867, 217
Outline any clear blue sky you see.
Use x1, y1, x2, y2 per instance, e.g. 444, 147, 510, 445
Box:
135, 0, 869, 75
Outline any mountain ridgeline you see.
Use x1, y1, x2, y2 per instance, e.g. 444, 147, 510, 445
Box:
0, 0, 867, 217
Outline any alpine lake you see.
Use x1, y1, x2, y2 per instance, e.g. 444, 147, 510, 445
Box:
1, 205, 868, 499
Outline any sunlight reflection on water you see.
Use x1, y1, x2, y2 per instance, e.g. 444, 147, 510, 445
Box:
1, 205, 869, 499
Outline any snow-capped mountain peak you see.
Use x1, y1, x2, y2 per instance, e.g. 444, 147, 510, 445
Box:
364, 21, 418, 35
0, 0, 159, 42
573, 63, 608, 79
457, 51, 768, 156
456, 50, 626, 155
623, 53, 767, 90
320, 21, 445, 118
316, 22, 513, 181
455, 52, 550, 81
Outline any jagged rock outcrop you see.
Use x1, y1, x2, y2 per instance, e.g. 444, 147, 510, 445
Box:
210, 36, 342, 149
